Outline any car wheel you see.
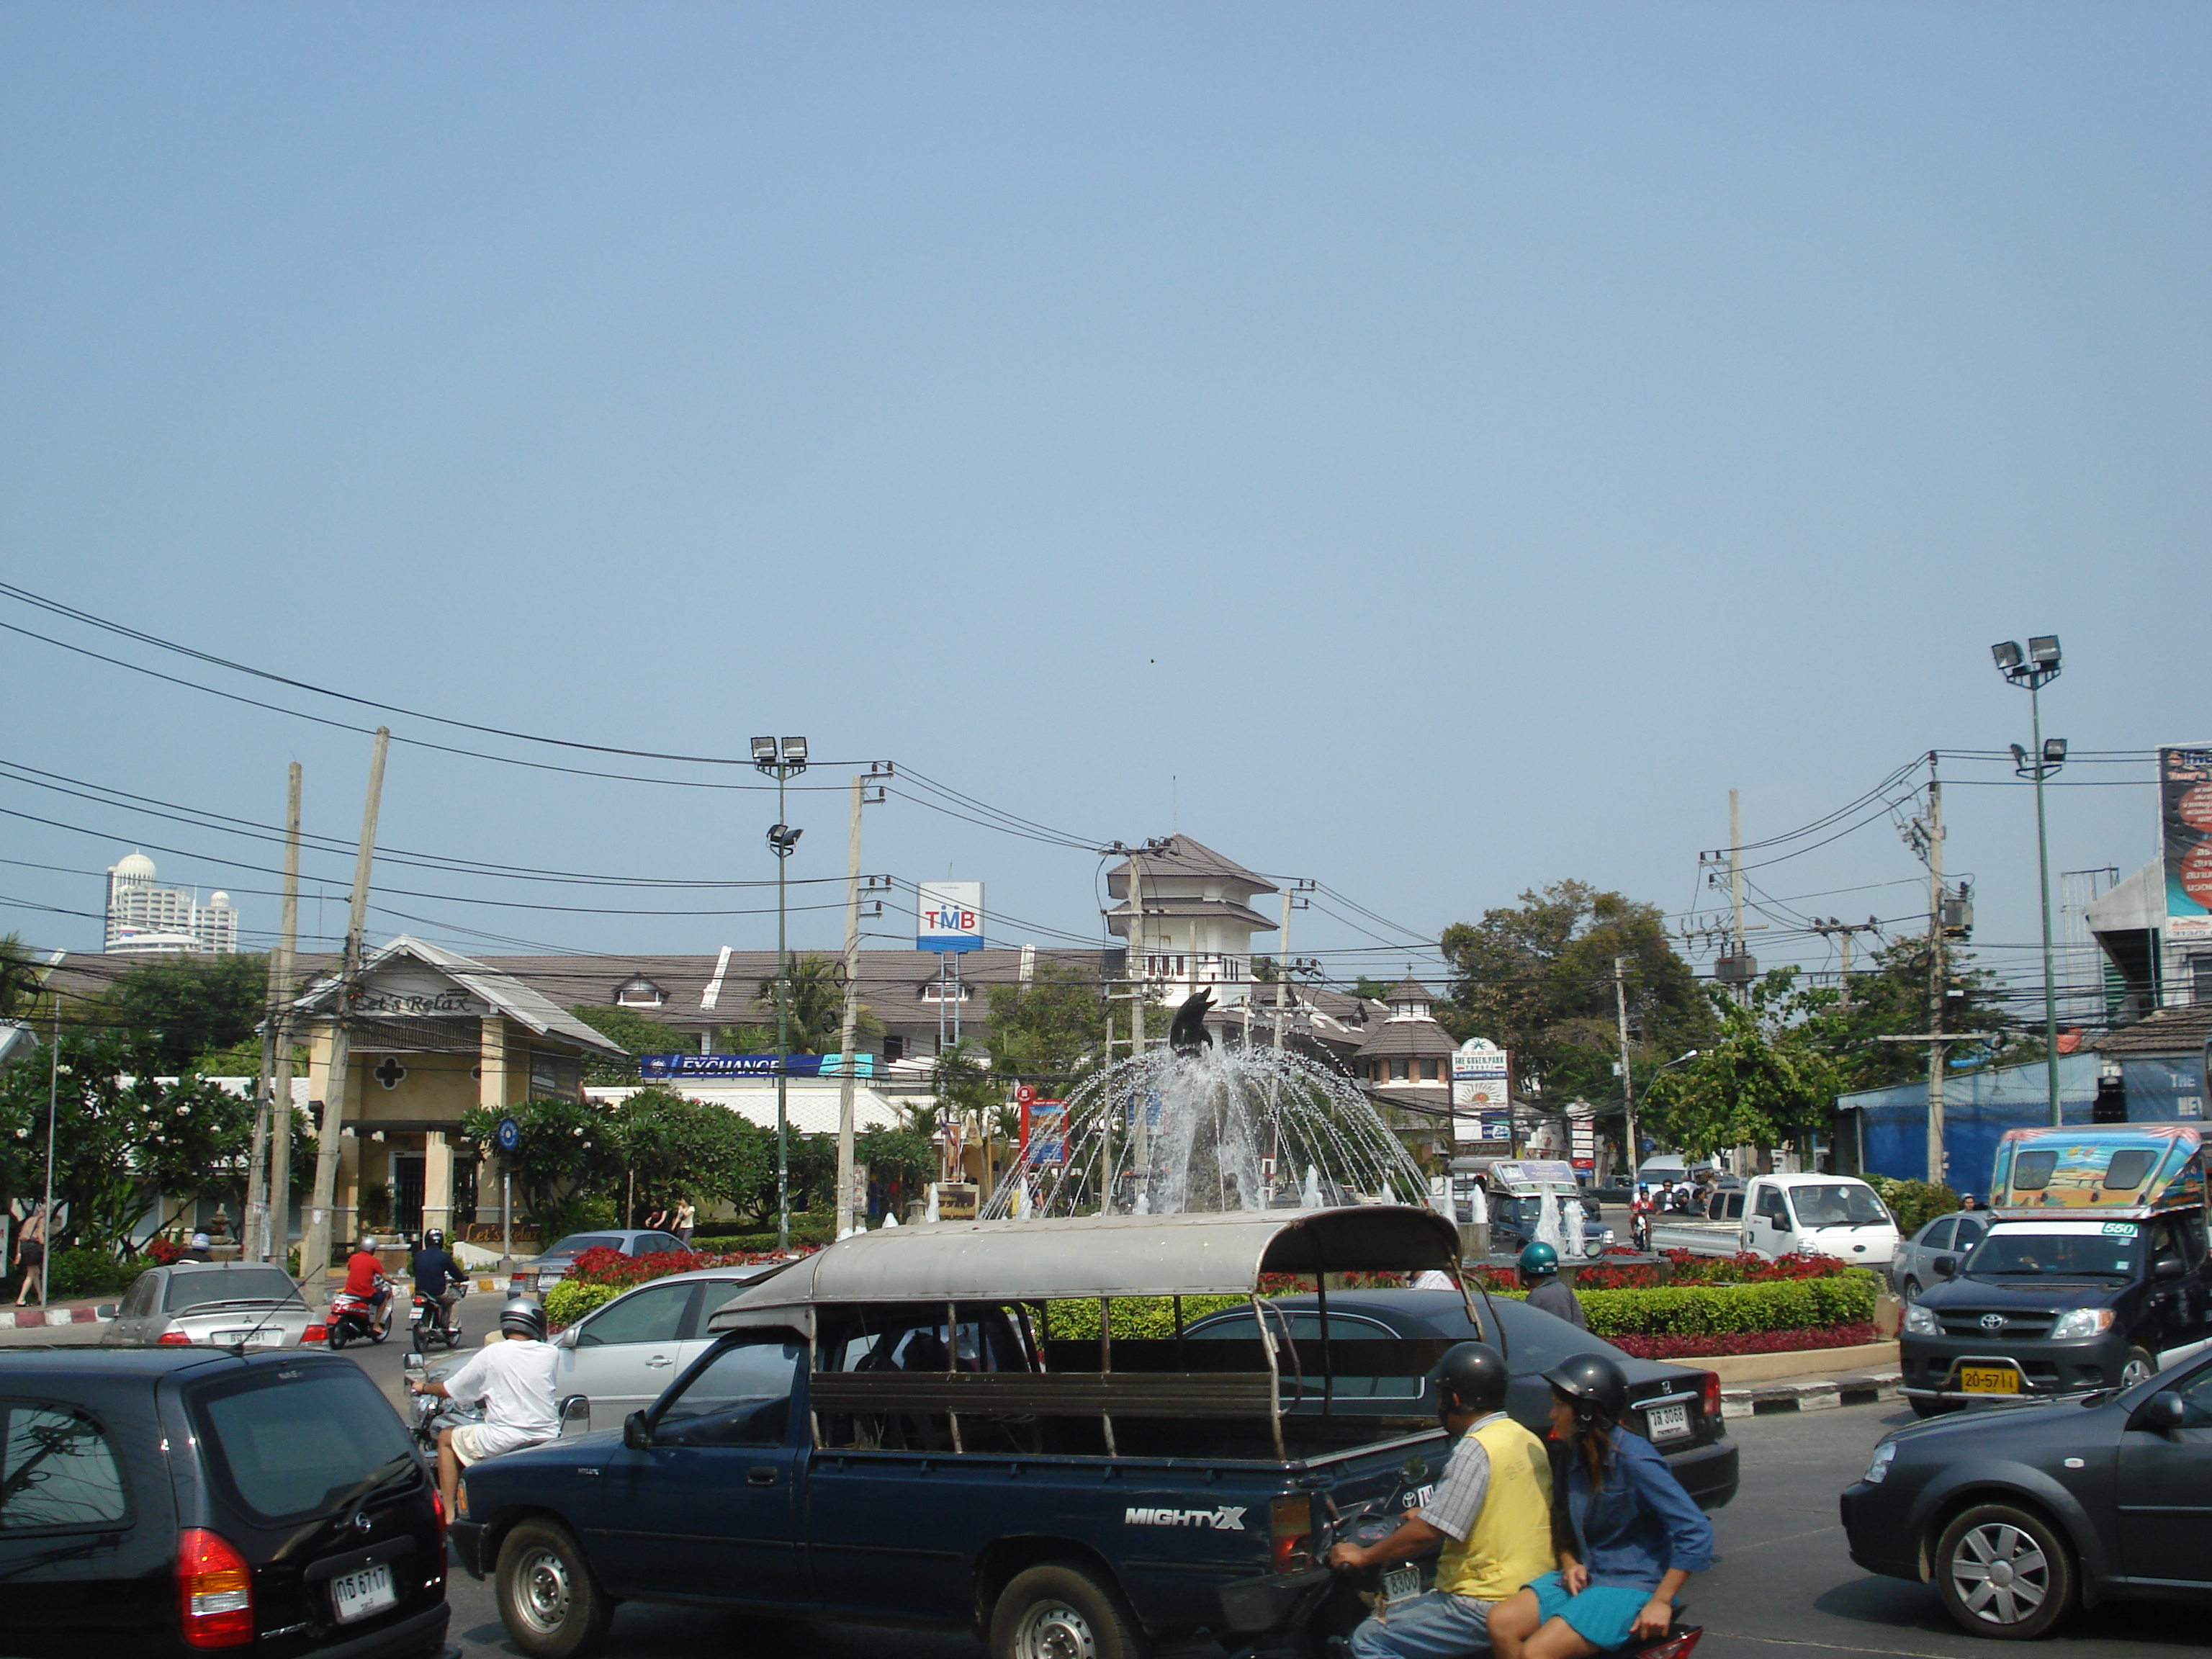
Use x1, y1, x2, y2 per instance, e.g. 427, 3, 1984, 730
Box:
2118, 1346, 2155, 1389
990, 1562, 1145, 1659
1900, 1277, 1923, 1303
1909, 1395, 1956, 1419
496, 1519, 615, 1659
1934, 1502, 2075, 1640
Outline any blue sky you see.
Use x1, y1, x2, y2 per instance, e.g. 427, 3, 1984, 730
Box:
2, 4, 2206, 1007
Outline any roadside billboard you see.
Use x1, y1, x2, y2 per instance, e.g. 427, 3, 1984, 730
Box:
918, 881, 986, 952
2162, 747, 2212, 943
1452, 1038, 1511, 1110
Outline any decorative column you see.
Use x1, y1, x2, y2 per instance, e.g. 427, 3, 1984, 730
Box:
422, 1131, 454, 1241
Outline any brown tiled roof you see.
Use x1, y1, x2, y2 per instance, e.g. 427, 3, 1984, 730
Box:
1385, 976, 1435, 1004
2092, 1003, 2212, 1057
1102, 896, 1278, 933
1105, 836, 1278, 899
1354, 1017, 1457, 1059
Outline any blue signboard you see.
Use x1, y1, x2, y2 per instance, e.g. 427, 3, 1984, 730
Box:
638, 1053, 873, 1081
495, 1117, 521, 1153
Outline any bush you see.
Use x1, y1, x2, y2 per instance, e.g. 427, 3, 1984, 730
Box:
46, 1247, 156, 1299
1610, 1322, 1884, 1361
693, 1218, 837, 1250
1864, 1177, 1957, 1235
544, 1280, 621, 1330
565, 1246, 799, 1289
1040, 1295, 1249, 1341
1575, 1272, 1879, 1338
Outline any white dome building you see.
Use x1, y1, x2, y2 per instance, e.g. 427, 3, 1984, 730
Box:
104, 853, 240, 955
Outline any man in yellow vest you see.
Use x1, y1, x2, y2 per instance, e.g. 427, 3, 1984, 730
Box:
1326, 1341, 1554, 1659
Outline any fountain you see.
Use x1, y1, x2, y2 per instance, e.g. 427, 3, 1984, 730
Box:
981, 997, 1430, 1220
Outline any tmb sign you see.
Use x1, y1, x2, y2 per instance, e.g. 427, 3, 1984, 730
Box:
918, 881, 984, 952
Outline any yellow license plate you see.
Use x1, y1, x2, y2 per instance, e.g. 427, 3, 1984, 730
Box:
1959, 1365, 2022, 1395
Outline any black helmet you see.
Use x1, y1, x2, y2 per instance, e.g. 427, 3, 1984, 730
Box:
1434, 1341, 1510, 1417
423, 1228, 444, 1249
499, 1297, 548, 1341
1543, 1352, 1629, 1429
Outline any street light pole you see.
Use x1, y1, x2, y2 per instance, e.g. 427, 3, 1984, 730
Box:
1992, 638, 2066, 1128
754, 737, 809, 1250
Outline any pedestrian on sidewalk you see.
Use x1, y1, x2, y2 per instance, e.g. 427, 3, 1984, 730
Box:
673, 1198, 695, 1247
12, 1202, 48, 1306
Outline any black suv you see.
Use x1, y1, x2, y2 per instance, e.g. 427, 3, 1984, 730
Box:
1, 1348, 449, 1658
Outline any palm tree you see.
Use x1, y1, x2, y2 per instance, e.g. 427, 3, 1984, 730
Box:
755, 953, 883, 1054
0, 933, 48, 1023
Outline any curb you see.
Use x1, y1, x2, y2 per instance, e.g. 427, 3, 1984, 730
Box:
0, 1305, 109, 1331
1719, 1370, 1901, 1419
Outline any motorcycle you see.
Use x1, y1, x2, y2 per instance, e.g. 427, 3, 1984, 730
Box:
402, 1352, 483, 1457
325, 1279, 392, 1349
1631, 1208, 1653, 1252
408, 1282, 467, 1352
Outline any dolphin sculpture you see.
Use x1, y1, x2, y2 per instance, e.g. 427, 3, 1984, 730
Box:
1169, 988, 1215, 1056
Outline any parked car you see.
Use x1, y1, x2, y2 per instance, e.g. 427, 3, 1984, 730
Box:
99, 1261, 322, 1350
0, 1347, 448, 1658
1182, 1287, 1738, 1511
1487, 1192, 1614, 1256
1841, 1349, 2212, 1637
547, 1262, 790, 1431
506, 1228, 693, 1298
1889, 1210, 1990, 1303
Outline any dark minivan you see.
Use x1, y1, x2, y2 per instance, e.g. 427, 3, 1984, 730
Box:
1, 1348, 449, 1658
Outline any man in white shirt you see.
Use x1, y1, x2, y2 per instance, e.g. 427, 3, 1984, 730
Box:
408, 1297, 560, 1515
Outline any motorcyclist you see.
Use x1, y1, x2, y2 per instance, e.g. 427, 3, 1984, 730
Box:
1629, 1185, 1653, 1251
1325, 1341, 1555, 1659
408, 1297, 559, 1516
1519, 1242, 1586, 1331
410, 1228, 468, 1335
341, 1236, 392, 1335
1489, 1354, 1714, 1659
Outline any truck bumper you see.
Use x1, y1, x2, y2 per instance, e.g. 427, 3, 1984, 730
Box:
1898, 1332, 2128, 1404
449, 1521, 487, 1581
1216, 1567, 1333, 1635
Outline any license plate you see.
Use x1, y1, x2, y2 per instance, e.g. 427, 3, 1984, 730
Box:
1645, 1402, 1692, 1442
210, 1329, 287, 1347
1380, 1564, 1421, 1606
1960, 1364, 2022, 1395
330, 1561, 397, 1624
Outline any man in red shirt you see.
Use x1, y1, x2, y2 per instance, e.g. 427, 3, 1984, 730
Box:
343, 1236, 393, 1336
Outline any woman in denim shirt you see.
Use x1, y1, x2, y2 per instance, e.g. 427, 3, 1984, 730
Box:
1491, 1354, 1714, 1658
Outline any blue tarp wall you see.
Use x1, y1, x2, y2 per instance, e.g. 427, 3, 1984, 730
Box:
1840, 1053, 2100, 1196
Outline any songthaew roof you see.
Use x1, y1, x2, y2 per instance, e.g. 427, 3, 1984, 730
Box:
706, 1205, 1460, 1331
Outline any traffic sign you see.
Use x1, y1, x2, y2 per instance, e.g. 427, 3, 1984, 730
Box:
495, 1117, 521, 1154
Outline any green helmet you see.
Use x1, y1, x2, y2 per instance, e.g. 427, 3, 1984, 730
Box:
1518, 1241, 1560, 1280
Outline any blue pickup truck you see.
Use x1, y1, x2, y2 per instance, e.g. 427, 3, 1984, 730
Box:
450, 1207, 1730, 1659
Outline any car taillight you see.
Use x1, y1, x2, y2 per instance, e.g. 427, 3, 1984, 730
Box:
158, 1331, 194, 1346
1701, 1370, 1723, 1421
1640, 1626, 1703, 1658
300, 1324, 328, 1345
431, 1488, 447, 1541
1269, 1493, 1315, 1573
178, 1528, 253, 1647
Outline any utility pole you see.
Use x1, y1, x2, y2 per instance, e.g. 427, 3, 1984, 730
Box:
1808, 917, 1882, 1008
1128, 848, 1147, 1202
302, 729, 387, 1285
832, 769, 885, 1238
246, 763, 302, 1261
1729, 788, 1748, 1005
1614, 955, 1637, 1183
752, 737, 808, 1250
1925, 763, 1948, 1184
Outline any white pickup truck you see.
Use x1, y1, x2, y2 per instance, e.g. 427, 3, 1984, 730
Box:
1650, 1173, 1899, 1267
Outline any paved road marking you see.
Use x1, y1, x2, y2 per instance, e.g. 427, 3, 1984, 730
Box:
1709, 1634, 1958, 1658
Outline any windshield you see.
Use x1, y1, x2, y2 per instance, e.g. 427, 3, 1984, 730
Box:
189, 1366, 418, 1521
545, 1233, 624, 1258
165, 1267, 305, 1312
1963, 1223, 2143, 1280
1786, 1184, 1892, 1229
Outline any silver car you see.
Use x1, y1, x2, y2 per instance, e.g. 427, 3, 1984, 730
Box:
1889, 1210, 1990, 1303
547, 1262, 790, 1432
505, 1228, 693, 1298
99, 1260, 317, 1349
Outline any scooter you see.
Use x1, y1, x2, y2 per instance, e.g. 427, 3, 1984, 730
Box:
401, 1352, 484, 1456
408, 1283, 467, 1352
325, 1280, 392, 1349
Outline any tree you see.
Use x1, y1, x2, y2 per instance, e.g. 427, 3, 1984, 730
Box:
0, 933, 48, 1022
1437, 881, 1713, 1104
1815, 936, 2017, 1092
566, 1004, 682, 1085
986, 963, 1108, 1081
1352, 977, 1398, 1002
1642, 971, 1846, 1167
99, 954, 271, 1072
608, 1087, 768, 1220
755, 954, 880, 1054
459, 1097, 624, 1236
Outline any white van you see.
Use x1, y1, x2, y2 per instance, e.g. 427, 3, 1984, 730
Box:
1637, 1155, 1690, 1187
1739, 1173, 1899, 1267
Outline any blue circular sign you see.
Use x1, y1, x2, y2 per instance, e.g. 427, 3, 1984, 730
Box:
495, 1117, 521, 1153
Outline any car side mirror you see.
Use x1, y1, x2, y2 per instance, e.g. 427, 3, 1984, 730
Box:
2154, 1255, 2187, 1282
1932, 1256, 1958, 1280
2128, 1392, 2187, 1434
622, 1410, 655, 1451
555, 1325, 580, 1348
95, 1304, 119, 1320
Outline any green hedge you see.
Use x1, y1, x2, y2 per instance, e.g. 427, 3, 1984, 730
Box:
45, 1249, 157, 1299
691, 1219, 837, 1251
1040, 1296, 1249, 1341
544, 1281, 622, 1330
1575, 1272, 1878, 1338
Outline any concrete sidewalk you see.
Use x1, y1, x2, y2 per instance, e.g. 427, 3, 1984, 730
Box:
1718, 1367, 1902, 1419
0, 1297, 114, 1331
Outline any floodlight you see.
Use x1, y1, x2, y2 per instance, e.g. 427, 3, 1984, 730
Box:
752, 737, 778, 762
2011, 744, 2030, 768
766, 824, 803, 853
2043, 738, 2067, 763
2028, 635, 2061, 667
1990, 641, 2023, 670
781, 736, 809, 763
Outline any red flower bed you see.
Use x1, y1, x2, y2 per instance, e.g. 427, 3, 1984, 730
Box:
146, 1235, 187, 1266
1608, 1322, 1883, 1361
566, 1245, 805, 1288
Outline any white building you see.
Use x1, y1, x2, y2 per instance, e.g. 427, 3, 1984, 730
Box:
1102, 835, 1279, 1004
105, 852, 240, 955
